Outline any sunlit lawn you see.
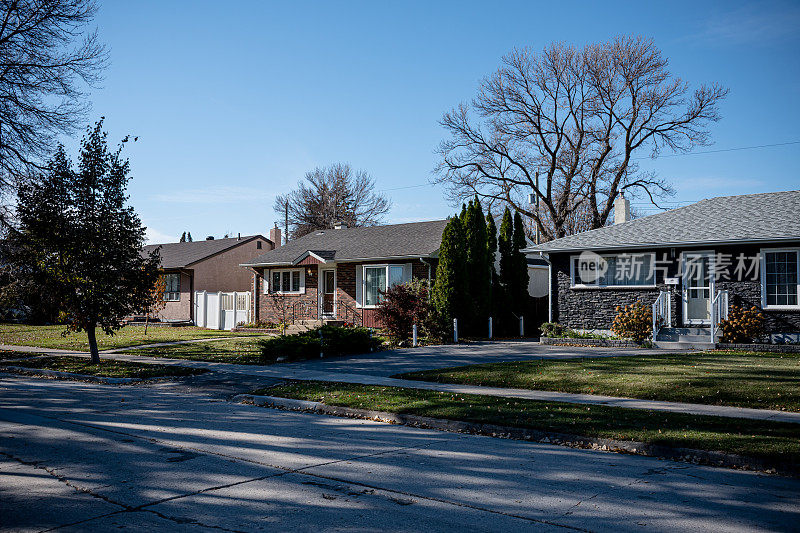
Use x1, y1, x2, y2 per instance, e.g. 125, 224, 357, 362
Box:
260, 380, 800, 466
0, 323, 266, 351
125, 337, 268, 365
4, 355, 206, 379
398, 351, 800, 412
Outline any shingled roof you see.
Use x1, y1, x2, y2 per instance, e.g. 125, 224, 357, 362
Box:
242, 220, 448, 266
529, 190, 800, 253
144, 235, 268, 269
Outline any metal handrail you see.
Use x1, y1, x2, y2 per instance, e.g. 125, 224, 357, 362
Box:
291, 300, 317, 325
338, 301, 363, 327
710, 290, 729, 342
652, 291, 671, 342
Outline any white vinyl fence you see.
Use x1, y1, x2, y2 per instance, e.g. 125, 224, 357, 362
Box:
194, 291, 251, 330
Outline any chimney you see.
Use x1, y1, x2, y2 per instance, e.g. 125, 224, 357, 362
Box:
206, 236, 214, 240
333, 221, 347, 230
614, 195, 630, 225
269, 225, 282, 248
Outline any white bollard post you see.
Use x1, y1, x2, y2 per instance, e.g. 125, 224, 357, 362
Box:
453, 318, 458, 343
519, 316, 524, 337
488, 317, 493, 339
412, 324, 418, 347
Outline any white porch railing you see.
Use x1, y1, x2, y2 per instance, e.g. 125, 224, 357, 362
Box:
710, 290, 729, 342
652, 291, 671, 342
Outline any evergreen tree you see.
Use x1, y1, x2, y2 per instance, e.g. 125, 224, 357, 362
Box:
512, 211, 530, 316
180, 231, 186, 242
11, 120, 161, 362
187, 232, 193, 242
486, 212, 500, 319
431, 216, 467, 336
497, 208, 515, 332
463, 197, 490, 334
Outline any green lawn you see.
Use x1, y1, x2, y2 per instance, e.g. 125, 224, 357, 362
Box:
0, 323, 265, 351
398, 351, 800, 412
4, 355, 206, 379
259, 380, 800, 467
125, 337, 267, 364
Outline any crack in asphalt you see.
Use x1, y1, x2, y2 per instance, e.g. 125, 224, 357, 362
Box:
1, 403, 590, 532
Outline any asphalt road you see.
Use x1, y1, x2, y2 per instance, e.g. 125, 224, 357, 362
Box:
1, 375, 799, 532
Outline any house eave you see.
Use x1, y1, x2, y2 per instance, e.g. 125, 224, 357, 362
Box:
241, 252, 437, 269
525, 236, 800, 254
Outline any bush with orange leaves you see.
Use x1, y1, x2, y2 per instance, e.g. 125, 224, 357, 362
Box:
610, 301, 653, 343
718, 305, 764, 343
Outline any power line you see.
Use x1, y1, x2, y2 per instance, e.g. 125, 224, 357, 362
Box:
635, 140, 800, 160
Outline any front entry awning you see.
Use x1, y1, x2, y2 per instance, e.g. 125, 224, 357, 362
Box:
292, 250, 336, 266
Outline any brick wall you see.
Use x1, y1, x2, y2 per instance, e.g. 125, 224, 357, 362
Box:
550, 242, 800, 335
254, 259, 435, 326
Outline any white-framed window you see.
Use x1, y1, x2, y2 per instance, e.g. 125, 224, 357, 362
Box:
266, 269, 304, 294
361, 264, 411, 307
163, 273, 180, 301
570, 253, 655, 288
761, 248, 799, 310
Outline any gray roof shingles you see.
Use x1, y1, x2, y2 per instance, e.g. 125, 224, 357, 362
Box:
529, 190, 800, 253
143, 235, 266, 269
243, 220, 448, 266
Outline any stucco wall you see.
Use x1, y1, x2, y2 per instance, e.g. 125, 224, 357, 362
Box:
154, 270, 193, 322
549, 242, 800, 335
192, 237, 272, 293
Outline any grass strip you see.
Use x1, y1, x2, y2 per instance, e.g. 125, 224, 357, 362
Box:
5, 355, 206, 379
257, 380, 800, 466
0, 324, 266, 351
126, 337, 266, 364
397, 351, 800, 412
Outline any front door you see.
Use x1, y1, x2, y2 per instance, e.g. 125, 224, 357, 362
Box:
321, 269, 336, 317
682, 251, 714, 325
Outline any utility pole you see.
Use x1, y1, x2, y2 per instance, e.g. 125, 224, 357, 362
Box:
284, 199, 289, 245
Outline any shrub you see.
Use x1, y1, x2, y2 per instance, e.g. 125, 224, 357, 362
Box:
237, 320, 279, 329
719, 305, 765, 343
258, 325, 381, 363
610, 301, 652, 343
375, 279, 431, 342
539, 322, 566, 338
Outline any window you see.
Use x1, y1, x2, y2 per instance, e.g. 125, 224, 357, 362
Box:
362, 264, 411, 307
268, 269, 303, 294
257, 241, 262, 249
762, 249, 799, 309
163, 273, 180, 301
571, 253, 655, 288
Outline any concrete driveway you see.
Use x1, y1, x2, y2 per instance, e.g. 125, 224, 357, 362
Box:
270, 339, 664, 377
1, 375, 798, 532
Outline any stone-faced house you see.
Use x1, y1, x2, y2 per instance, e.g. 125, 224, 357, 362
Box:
241, 221, 448, 327
143, 233, 275, 323
529, 190, 800, 346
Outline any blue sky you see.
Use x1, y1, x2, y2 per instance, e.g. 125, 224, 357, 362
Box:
74, 1, 800, 243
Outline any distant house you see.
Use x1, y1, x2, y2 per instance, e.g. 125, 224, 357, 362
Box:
143, 233, 275, 323
240, 221, 446, 328
529, 191, 800, 346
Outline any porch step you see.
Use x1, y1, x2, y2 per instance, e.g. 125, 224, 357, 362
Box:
655, 327, 719, 350
655, 340, 717, 350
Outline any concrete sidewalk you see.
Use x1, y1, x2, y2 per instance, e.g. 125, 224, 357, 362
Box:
2, 341, 798, 424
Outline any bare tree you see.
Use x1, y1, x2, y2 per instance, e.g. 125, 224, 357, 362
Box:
274, 163, 391, 239
0, 0, 106, 209
435, 36, 727, 240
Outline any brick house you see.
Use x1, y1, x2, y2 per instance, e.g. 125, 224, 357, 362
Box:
143, 233, 274, 323
241, 221, 447, 327
529, 191, 800, 346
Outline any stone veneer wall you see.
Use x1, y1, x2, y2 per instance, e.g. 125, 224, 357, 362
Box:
550, 242, 800, 335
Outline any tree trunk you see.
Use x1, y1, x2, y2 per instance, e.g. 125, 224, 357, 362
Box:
87, 325, 100, 364
144, 314, 149, 335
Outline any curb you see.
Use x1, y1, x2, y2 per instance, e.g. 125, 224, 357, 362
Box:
1, 366, 144, 384
234, 394, 798, 478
